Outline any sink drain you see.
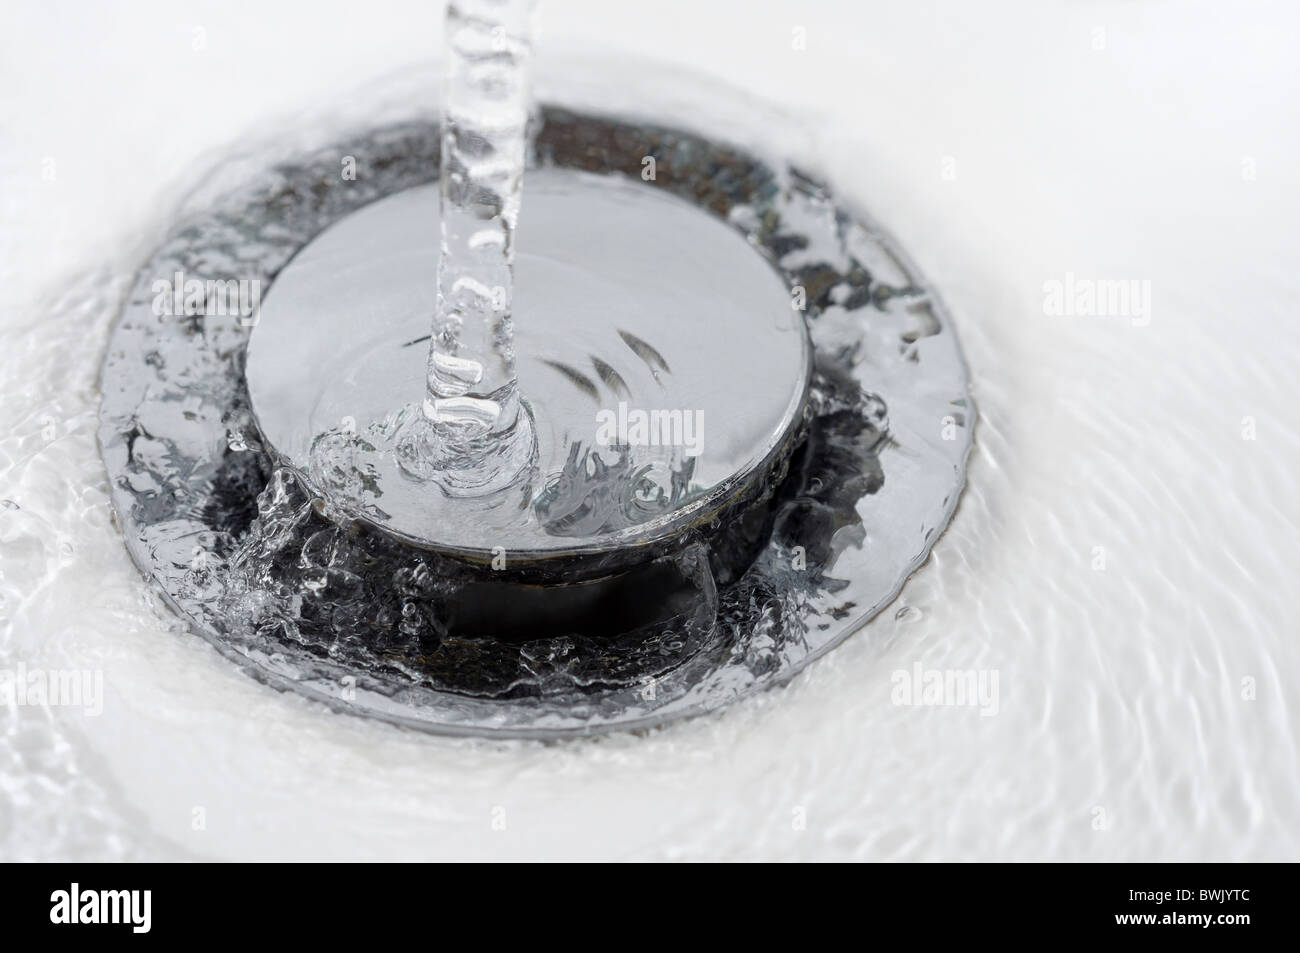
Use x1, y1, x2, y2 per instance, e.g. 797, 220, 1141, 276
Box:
98, 104, 974, 737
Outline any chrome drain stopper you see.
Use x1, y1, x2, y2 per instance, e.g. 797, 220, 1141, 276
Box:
244, 169, 812, 576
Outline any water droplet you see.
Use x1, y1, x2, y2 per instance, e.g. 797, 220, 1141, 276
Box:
894, 605, 923, 623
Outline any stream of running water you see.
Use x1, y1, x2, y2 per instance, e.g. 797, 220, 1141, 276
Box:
399, 0, 539, 494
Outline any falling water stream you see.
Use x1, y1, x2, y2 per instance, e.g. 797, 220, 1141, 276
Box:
399, 0, 538, 493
